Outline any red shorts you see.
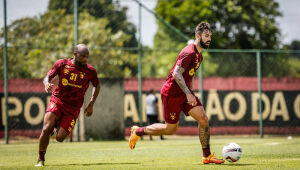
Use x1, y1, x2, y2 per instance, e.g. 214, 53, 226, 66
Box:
46, 98, 80, 135
161, 93, 202, 124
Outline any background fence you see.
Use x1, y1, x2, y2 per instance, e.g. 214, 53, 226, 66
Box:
1, 0, 300, 144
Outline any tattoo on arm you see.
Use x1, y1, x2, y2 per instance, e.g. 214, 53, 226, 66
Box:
172, 65, 191, 94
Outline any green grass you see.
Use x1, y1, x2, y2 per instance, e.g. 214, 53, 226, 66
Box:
0, 136, 300, 169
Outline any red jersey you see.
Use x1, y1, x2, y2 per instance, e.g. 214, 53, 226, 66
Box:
161, 44, 202, 97
48, 58, 99, 110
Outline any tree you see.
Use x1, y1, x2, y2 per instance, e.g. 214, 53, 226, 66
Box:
0, 10, 137, 78
149, 0, 296, 77
284, 40, 300, 76
155, 0, 282, 49
47, 0, 137, 47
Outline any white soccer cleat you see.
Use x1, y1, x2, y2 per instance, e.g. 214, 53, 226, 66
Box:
35, 159, 45, 167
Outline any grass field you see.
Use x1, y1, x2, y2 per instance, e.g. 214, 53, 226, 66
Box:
0, 135, 300, 169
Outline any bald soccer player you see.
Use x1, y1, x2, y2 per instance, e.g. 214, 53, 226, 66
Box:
35, 44, 100, 166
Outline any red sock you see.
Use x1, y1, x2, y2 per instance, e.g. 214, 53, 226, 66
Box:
202, 145, 211, 157
38, 151, 46, 161
135, 127, 146, 136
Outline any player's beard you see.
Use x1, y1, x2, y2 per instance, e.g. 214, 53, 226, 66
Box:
75, 58, 86, 67
200, 38, 210, 49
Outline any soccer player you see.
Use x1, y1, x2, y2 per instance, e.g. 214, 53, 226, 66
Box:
129, 22, 224, 164
35, 44, 100, 166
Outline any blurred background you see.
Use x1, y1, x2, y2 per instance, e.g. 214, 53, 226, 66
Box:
0, 0, 300, 143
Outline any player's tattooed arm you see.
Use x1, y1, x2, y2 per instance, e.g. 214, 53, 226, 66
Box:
173, 65, 197, 106
172, 65, 191, 95
190, 79, 193, 89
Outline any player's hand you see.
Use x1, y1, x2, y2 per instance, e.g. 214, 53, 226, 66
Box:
45, 83, 54, 93
186, 93, 197, 106
84, 103, 94, 117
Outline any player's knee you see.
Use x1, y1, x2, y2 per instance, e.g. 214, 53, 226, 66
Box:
202, 114, 208, 124
56, 135, 66, 142
42, 125, 53, 135
197, 114, 208, 127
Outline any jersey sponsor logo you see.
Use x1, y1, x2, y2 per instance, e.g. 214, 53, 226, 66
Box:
189, 68, 195, 76
195, 62, 200, 69
189, 57, 201, 76
62, 78, 69, 86
61, 78, 82, 88
170, 113, 176, 120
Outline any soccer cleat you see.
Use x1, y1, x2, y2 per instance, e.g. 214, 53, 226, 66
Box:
35, 159, 45, 167
202, 152, 225, 164
129, 126, 140, 150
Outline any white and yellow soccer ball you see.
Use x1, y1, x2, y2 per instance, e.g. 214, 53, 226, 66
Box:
222, 143, 242, 162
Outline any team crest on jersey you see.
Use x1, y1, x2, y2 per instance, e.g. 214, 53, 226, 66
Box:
170, 113, 176, 120
80, 72, 85, 79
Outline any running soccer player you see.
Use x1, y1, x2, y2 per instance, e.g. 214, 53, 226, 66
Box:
35, 44, 100, 166
129, 22, 224, 164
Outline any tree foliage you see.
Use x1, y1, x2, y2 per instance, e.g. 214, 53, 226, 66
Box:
155, 0, 282, 49
0, 10, 137, 78
48, 0, 137, 47
149, 0, 298, 77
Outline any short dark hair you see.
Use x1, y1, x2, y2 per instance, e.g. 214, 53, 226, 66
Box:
149, 89, 154, 94
195, 22, 211, 35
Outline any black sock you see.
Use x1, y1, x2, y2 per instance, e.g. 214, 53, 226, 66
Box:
38, 151, 46, 161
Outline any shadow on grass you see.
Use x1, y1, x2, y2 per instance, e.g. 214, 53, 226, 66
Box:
222, 163, 256, 166
51, 162, 141, 166
197, 163, 255, 166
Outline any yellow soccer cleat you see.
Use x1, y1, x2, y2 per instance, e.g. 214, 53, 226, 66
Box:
129, 126, 140, 150
35, 159, 45, 167
202, 152, 225, 164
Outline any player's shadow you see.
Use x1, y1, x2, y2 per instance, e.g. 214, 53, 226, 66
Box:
222, 163, 256, 166
52, 162, 141, 166
196, 163, 255, 166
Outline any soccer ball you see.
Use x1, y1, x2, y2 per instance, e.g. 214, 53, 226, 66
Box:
222, 143, 242, 162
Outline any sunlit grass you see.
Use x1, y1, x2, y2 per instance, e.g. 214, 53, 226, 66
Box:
0, 135, 299, 169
